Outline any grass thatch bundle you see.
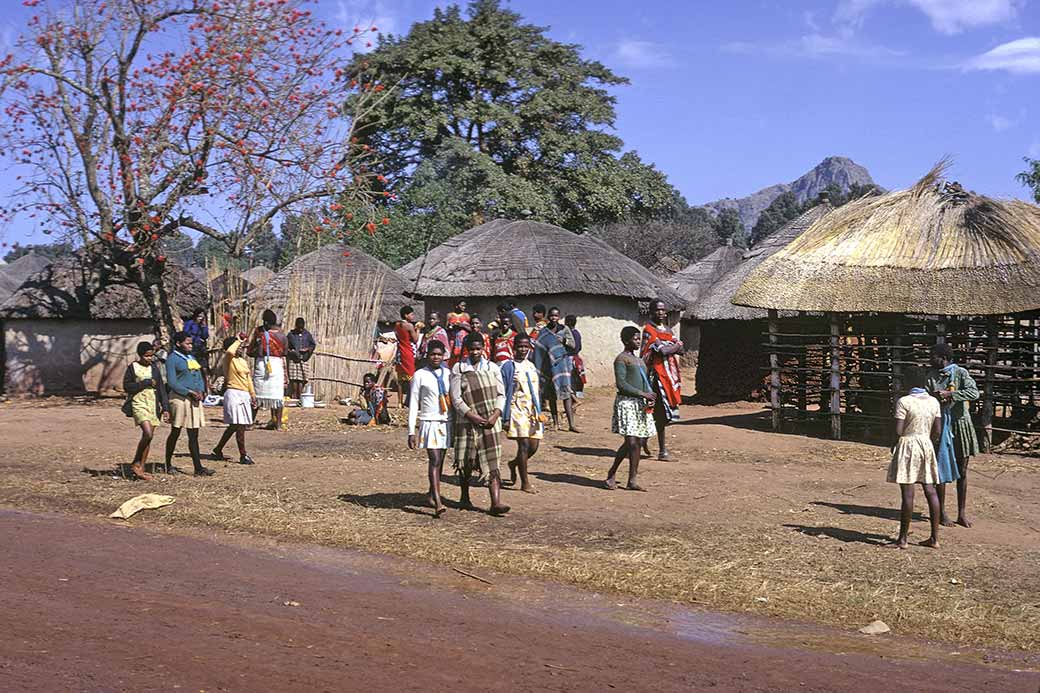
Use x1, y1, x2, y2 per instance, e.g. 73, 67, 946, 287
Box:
733, 161, 1040, 315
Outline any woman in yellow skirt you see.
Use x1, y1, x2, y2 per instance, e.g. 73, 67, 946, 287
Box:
122, 341, 170, 480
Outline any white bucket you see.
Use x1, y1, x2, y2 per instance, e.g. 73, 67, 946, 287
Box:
300, 393, 315, 408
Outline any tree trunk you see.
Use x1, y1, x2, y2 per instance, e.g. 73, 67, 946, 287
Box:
139, 267, 177, 344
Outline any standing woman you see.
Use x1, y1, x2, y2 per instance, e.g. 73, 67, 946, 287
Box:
164, 331, 213, 476
248, 309, 288, 430
213, 334, 257, 465
407, 340, 452, 516
501, 334, 543, 493
535, 307, 578, 432
641, 299, 683, 460
123, 341, 170, 480
606, 326, 656, 491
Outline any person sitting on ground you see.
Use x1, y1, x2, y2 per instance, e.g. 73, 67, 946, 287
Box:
564, 315, 586, 401
394, 306, 419, 408
347, 373, 390, 425
606, 326, 656, 492
887, 366, 943, 549
164, 331, 214, 477
122, 341, 170, 481
451, 331, 510, 516
212, 334, 257, 466
927, 343, 980, 529
286, 317, 317, 400
408, 340, 453, 516
641, 299, 683, 460
501, 334, 544, 494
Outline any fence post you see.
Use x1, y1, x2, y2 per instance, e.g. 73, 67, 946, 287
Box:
981, 316, 998, 452
768, 309, 781, 432
830, 314, 842, 440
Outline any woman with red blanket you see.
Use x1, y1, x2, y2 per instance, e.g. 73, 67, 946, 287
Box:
641, 299, 683, 460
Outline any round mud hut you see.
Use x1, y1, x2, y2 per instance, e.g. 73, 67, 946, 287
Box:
0, 254, 206, 395
732, 164, 1040, 444
399, 218, 686, 381
682, 203, 833, 401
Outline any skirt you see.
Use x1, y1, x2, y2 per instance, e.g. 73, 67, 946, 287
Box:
887, 435, 940, 484
611, 394, 655, 438
287, 358, 310, 383
131, 390, 160, 427
417, 419, 451, 450
253, 357, 285, 409
169, 393, 205, 429
223, 388, 254, 426
506, 392, 544, 440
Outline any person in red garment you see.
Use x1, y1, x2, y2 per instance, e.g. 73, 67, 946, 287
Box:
641, 299, 683, 460
394, 306, 419, 408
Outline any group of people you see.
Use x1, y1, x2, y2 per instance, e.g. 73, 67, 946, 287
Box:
395, 298, 685, 515
120, 310, 318, 480
886, 343, 980, 549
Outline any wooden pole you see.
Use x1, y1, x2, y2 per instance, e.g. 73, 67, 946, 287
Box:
830, 314, 842, 440
981, 316, 998, 452
768, 309, 781, 432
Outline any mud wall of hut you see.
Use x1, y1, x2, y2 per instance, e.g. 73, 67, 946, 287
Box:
3, 319, 154, 395
421, 293, 680, 385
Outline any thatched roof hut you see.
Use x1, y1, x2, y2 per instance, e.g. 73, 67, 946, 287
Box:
731, 165, 1040, 443
733, 173, 1040, 315
240, 265, 275, 288
1, 254, 207, 395
251, 243, 420, 325
0, 253, 52, 305
667, 245, 744, 308
400, 219, 685, 381
400, 219, 686, 309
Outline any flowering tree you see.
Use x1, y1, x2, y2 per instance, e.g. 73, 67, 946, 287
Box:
0, 0, 391, 336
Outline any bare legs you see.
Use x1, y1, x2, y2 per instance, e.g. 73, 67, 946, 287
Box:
426, 448, 445, 516
889, 483, 940, 549
546, 396, 577, 431
130, 421, 154, 480
508, 438, 540, 493
458, 461, 510, 516
606, 435, 645, 491
938, 456, 972, 528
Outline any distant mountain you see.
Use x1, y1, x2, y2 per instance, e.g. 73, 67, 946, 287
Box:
701, 156, 877, 231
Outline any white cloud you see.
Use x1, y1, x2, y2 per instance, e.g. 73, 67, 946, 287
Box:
615, 40, 675, 68
836, 0, 1020, 35
723, 33, 904, 62
966, 37, 1040, 74
986, 114, 1015, 132
335, 0, 398, 45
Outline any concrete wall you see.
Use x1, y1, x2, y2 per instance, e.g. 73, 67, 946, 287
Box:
3, 319, 155, 395
422, 293, 680, 386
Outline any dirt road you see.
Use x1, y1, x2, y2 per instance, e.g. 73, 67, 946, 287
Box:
0, 509, 1035, 692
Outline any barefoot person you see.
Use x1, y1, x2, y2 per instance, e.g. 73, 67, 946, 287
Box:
927, 343, 980, 528
408, 340, 452, 516
394, 306, 419, 408
534, 307, 578, 432
501, 334, 544, 493
247, 310, 288, 430
212, 334, 257, 466
641, 299, 683, 460
286, 317, 316, 400
122, 341, 170, 480
606, 326, 656, 492
450, 331, 510, 516
887, 366, 943, 549
164, 331, 214, 477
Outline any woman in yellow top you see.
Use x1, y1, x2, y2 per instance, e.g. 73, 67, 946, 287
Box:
122, 341, 170, 481
212, 334, 257, 465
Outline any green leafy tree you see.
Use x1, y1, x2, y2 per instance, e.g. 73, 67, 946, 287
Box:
711, 208, 748, 247
243, 223, 282, 269
751, 191, 801, 246
159, 230, 196, 268
346, 0, 680, 232
1017, 158, 1040, 202
279, 213, 337, 267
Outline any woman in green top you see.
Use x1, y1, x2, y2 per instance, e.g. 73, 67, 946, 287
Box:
606, 326, 657, 491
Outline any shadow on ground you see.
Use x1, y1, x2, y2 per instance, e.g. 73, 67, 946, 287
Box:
784, 524, 891, 546
531, 471, 605, 489
813, 501, 923, 522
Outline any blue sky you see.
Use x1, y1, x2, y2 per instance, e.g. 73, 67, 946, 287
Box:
3, 0, 1039, 247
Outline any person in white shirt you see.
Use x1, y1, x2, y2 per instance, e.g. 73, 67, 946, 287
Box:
408, 339, 452, 517
450, 332, 509, 516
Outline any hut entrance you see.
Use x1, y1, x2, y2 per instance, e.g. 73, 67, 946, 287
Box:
763, 311, 1040, 448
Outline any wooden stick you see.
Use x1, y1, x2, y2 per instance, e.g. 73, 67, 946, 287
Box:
452, 567, 494, 585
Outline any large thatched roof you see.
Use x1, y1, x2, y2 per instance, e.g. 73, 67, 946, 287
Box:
668, 245, 745, 308
240, 265, 275, 288
0, 253, 52, 305
0, 253, 207, 320
691, 204, 832, 320
250, 243, 419, 323
399, 219, 687, 309
733, 166, 1040, 315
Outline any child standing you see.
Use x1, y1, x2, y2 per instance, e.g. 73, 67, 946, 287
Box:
501, 334, 543, 494
212, 334, 257, 465
606, 326, 656, 491
408, 339, 453, 516
123, 341, 170, 480
887, 367, 943, 549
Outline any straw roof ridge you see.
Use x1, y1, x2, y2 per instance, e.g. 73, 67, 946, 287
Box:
250, 243, 420, 323
733, 164, 1040, 315
240, 265, 275, 287
689, 204, 832, 321
399, 219, 687, 309
667, 245, 745, 306
0, 252, 207, 320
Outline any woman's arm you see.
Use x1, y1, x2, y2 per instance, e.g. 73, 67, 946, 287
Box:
951, 369, 980, 402
614, 356, 644, 397
123, 365, 150, 395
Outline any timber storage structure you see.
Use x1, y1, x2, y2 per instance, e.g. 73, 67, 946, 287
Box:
732, 164, 1040, 447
